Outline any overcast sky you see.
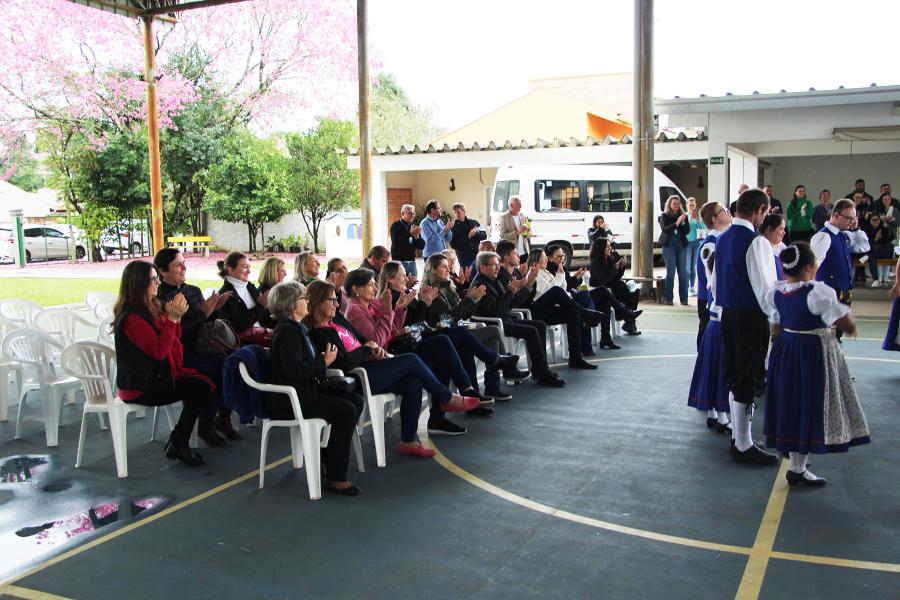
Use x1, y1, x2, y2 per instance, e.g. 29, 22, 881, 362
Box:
368, 0, 900, 131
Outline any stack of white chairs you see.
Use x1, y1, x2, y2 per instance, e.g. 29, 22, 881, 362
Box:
93, 302, 115, 322
85, 291, 116, 313
0, 299, 43, 328
0, 316, 24, 422
1, 329, 82, 446
61, 341, 143, 478
96, 315, 114, 348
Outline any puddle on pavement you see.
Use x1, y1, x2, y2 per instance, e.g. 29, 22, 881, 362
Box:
0, 455, 173, 582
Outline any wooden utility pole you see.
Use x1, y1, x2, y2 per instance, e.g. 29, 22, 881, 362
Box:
143, 15, 165, 255
632, 0, 654, 280
357, 0, 373, 254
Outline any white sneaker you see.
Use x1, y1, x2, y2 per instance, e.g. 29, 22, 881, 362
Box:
858, 255, 869, 265
871, 280, 881, 288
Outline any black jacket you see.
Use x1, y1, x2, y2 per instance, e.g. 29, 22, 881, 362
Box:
423, 281, 479, 327
308, 322, 373, 373
589, 255, 624, 288
470, 272, 516, 322
216, 280, 273, 333
449, 218, 487, 263
157, 281, 210, 350
658, 212, 690, 247
113, 310, 173, 394
266, 318, 325, 407
497, 267, 532, 308
389, 219, 425, 261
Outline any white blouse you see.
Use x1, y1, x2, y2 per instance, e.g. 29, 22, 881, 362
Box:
766, 280, 850, 327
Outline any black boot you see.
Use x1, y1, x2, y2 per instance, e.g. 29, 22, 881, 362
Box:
165, 433, 206, 466
198, 421, 226, 447
215, 411, 243, 441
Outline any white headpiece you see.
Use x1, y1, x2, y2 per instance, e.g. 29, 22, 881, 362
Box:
782, 245, 800, 270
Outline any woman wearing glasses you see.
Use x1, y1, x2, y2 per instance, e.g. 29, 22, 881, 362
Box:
305, 280, 479, 456
266, 280, 364, 495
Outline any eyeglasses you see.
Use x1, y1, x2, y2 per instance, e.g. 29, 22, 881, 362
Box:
836, 212, 856, 220
326, 297, 339, 305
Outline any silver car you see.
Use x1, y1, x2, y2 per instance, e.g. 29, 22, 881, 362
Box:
0, 224, 87, 262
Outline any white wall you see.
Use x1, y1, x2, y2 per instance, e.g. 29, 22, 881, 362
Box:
768, 152, 900, 202
207, 212, 316, 252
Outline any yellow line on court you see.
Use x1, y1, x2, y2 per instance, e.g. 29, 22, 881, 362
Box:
735, 461, 790, 600
770, 551, 900, 573
0, 585, 73, 600
0, 455, 294, 588
420, 433, 752, 556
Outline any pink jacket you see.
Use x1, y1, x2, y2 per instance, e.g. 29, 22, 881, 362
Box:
343, 298, 407, 347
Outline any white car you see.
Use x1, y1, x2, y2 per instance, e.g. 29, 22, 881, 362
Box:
0, 224, 87, 263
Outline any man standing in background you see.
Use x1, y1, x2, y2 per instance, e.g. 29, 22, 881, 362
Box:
449, 202, 487, 272
421, 199, 453, 258
389, 204, 425, 277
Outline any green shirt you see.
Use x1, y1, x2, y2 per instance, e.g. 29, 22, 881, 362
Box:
786, 197, 814, 232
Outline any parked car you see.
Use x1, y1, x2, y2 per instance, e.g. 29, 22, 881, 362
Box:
99, 219, 150, 256
0, 223, 87, 263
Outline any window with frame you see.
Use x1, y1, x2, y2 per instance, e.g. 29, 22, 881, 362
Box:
586, 180, 632, 213
43, 228, 65, 238
492, 180, 520, 213
536, 180, 580, 212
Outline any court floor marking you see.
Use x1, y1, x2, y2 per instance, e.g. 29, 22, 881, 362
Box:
0, 585, 74, 600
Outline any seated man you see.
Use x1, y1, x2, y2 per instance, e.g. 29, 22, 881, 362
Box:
359, 245, 391, 278
154, 248, 241, 444
496, 241, 601, 369
470, 250, 566, 388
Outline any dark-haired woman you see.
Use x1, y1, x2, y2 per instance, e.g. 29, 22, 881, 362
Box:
113, 261, 215, 466
266, 280, 363, 495
215, 251, 274, 343
342, 268, 483, 433
589, 237, 642, 339
305, 280, 479, 454
861, 212, 896, 286
785, 185, 814, 243
764, 243, 870, 487
759, 214, 787, 281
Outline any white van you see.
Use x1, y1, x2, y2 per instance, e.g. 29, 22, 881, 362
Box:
489, 165, 686, 263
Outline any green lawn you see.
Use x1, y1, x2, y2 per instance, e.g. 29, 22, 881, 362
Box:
0, 278, 224, 307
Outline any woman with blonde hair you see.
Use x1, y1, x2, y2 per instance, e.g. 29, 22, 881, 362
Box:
257, 257, 286, 294
658, 195, 690, 305
294, 251, 320, 285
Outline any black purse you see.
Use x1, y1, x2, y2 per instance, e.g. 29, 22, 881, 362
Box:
386, 322, 425, 355
317, 375, 356, 394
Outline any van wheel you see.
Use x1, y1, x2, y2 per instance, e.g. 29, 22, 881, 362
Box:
25, 250, 32, 263
75, 245, 86, 259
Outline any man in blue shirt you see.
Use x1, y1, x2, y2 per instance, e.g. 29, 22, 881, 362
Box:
421, 199, 454, 258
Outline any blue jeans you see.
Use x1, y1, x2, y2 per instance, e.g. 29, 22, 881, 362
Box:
425, 327, 498, 393
401, 260, 417, 278
686, 239, 702, 288
662, 240, 688, 303
362, 353, 450, 442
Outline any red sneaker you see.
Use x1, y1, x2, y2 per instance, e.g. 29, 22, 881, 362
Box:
440, 396, 481, 413
396, 443, 436, 458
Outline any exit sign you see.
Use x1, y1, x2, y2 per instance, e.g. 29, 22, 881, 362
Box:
709, 156, 725, 165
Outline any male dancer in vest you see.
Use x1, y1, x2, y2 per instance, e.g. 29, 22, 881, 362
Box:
715, 189, 778, 465
810, 198, 870, 340
696, 201, 732, 348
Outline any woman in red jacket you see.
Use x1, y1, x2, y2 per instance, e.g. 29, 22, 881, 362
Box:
113, 261, 216, 466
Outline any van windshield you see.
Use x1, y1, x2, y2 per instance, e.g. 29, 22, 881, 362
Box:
492, 180, 520, 213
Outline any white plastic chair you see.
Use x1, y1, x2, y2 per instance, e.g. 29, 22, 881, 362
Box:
237, 362, 331, 500
96, 315, 114, 347
34, 308, 95, 352
1, 329, 81, 446
470, 315, 531, 379
0, 317, 24, 422
85, 291, 117, 311
348, 366, 400, 468
93, 302, 115, 321
0, 299, 44, 328
60, 342, 144, 478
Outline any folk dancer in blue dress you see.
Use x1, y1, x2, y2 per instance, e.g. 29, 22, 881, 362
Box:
883, 256, 900, 352
694, 202, 732, 349
688, 202, 732, 432
810, 198, 870, 341
764, 243, 870, 486
715, 189, 779, 465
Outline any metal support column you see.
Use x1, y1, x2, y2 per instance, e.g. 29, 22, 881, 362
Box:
631, 0, 654, 281
143, 16, 165, 255
357, 0, 373, 254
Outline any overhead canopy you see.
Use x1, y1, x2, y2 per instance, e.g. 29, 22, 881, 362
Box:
67, 0, 250, 20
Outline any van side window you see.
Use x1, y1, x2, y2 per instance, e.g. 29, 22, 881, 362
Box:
586, 180, 631, 213
659, 186, 681, 211
492, 180, 519, 213
536, 180, 579, 212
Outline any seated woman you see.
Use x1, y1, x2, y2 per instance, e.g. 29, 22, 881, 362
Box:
305, 280, 479, 454
441, 248, 470, 296
294, 251, 320, 286
384, 259, 525, 402
588, 237, 642, 336
266, 281, 363, 496
862, 212, 896, 287
113, 261, 215, 466
215, 251, 275, 340
343, 268, 483, 434
257, 257, 287, 294
759, 214, 787, 281
544, 243, 606, 355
